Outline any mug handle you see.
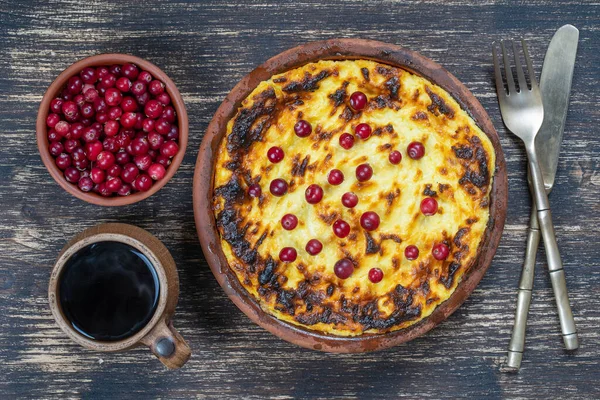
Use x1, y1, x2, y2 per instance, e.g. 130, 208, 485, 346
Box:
141, 318, 191, 369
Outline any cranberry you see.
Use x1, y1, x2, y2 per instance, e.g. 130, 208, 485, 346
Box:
133, 173, 152, 191
128, 137, 149, 156
166, 125, 179, 141
54, 121, 70, 136
161, 106, 176, 122
55, 153, 71, 170
294, 120, 312, 137
74, 94, 85, 107
103, 136, 119, 152
109, 64, 122, 75
85, 141, 103, 161
50, 98, 64, 114
355, 123, 372, 140
334, 258, 354, 279
104, 88, 122, 106
102, 120, 118, 137
46, 113, 60, 128
155, 118, 171, 135
93, 97, 107, 113
106, 177, 122, 193
47, 129, 59, 142
78, 176, 94, 192
248, 184, 261, 198
115, 150, 131, 165
349, 91, 367, 111
97, 182, 111, 197
267, 146, 284, 163
100, 73, 116, 88
279, 247, 297, 263
134, 113, 144, 130
108, 106, 122, 120
131, 80, 146, 96
120, 112, 138, 129
160, 141, 178, 157
96, 151, 115, 170
147, 131, 164, 150
305, 184, 323, 204
49, 141, 64, 157
333, 219, 350, 238
134, 154, 152, 171
73, 158, 89, 171
269, 179, 288, 196
107, 164, 122, 178
116, 77, 132, 92
80, 67, 97, 84
138, 71, 152, 83
71, 148, 86, 162
305, 239, 323, 255
420, 197, 438, 216
281, 214, 298, 230
156, 92, 171, 105
356, 163, 373, 182
389, 150, 402, 164
407, 141, 425, 159
57, 101, 79, 122
339, 133, 355, 149
96, 66, 110, 79
148, 163, 166, 180
121, 96, 137, 112
327, 169, 344, 185
95, 112, 107, 124
70, 122, 85, 139
142, 118, 155, 133
121, 63, 139, 80
341, 192, 358, 208
121, 163, 139, 183
404, 245, 419, 260
360, 211, 380, 231
117, 183, 132, 196
82, 126, 100, 143
148, 80, 165, 96
143, 99, 162, 119
368, 268, 384, 283
63, 139, 78, 153
80, 103, 95, 119
432, 243, 450, 260
136, 92, 150, 107
67, 76, 83, 94
90, 167, 106, 184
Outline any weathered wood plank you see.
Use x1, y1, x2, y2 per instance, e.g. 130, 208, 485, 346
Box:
0, 0, 599, 398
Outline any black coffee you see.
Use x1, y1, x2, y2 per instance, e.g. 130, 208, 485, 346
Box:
59, 241, 160, 341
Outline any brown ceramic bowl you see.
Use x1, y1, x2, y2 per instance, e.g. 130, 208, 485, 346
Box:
36, 54, 188, 206
193, 39, 508, 352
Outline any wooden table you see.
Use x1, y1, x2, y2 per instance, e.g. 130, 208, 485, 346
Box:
1, 1, 598, 398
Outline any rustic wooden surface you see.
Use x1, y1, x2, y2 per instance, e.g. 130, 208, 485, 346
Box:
1, 0, 598, 398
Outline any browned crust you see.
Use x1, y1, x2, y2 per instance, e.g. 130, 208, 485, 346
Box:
193, 38, 508, 353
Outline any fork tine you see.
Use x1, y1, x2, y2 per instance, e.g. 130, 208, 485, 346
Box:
501, 41, 516, 94
492, 43, 505, 96
521, 39, 538, 89
512, 41, 528, 91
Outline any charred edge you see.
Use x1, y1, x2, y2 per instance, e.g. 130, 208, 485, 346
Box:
425, 86, 455, 118
329, 82, 349, 107
227, 88, 277, 154
423, 184, 437, 197
364, 232, 381, 255
386, 189, 400, 207
453, 227, 470, 248
273, 76, 287, 83
283, 70, 330, 93
295, 306, 348, 326
440, 262, 461, 289
291, 154, 310, 177
319, 212, 338, 225
457, 136, 490, 189
353, 285, 421, 330
216, 209, 258, 266
411, 111, 428, 121
327, 284, 335, 297
258, 256, 277, 285
385, 76, 400, 100
438, 183, 450, 193
380, 233, 402, 244
361, 67, 370, 81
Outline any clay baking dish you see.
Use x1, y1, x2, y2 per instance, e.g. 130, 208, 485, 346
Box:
193, 39, 507, 352
36, 54, 188, 206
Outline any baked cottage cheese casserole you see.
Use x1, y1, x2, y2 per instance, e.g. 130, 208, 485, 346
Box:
212, 59, 496, 336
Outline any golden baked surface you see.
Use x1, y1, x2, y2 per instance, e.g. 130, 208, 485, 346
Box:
212, 60, 495, 336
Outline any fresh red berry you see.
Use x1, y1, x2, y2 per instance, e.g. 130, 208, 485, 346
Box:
333, 219, 350, 238
341, 192, 358, 208
281, 214, 298, 230
148, 80, 165, 96
248, 184, 261, 198
156, 92, 171, 105
96, 151, 115, 170
404, 245, 419, 260
80, 67, 97, 84
78, 176, 94, 192
160, 141, 178, 157
339, 133, 355, 149
67, 76, 83, 94
134, 154, 152, 171
106, 176, 123, 193
120, 112, 138, 129
269, 179, 288, 196
334, 258, 354, 279
133, 173, 152, 191
138, 71, 152, 83
64, 167, 81, 183
305, 239, 323, 255
144, 99, 163, 119
432, 243, 450, 260
368, 268, 384, 283
50, 98, 64, 114
360, 211, 380, 231
294, 120, 312, 137
407, 141, 425, 159
90, 167, 106, 184
355, 123, 372, 140
104, 120, 119, 137
49, 141, 64, 157
420, 197, 438, 216
116, 77, 132, 92
155, 118, 171, 135
55, 153, 71, 170
121, 63, 139, 80
85, 141, 103, 161
349, 91, 367, 111
305, 184, 323, 204
120, 96, 137, 112
148, 163, 166, 180
327, 169, 344, 185
279, 247, 297, 262
389, 150, 402, 164
120, 163, 139, 184
46, 113, 60, 128
267, 146, 284, 163
356, 163, 373, 182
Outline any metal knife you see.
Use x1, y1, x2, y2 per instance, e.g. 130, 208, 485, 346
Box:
506, 24, 579, 371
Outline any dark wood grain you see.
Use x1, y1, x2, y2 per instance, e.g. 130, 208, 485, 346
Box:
0, 0, 599, 398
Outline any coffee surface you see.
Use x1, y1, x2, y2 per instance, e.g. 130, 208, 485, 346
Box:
59, 241, 160, 341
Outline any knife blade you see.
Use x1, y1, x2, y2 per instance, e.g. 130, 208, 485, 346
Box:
506, 24, 579, 371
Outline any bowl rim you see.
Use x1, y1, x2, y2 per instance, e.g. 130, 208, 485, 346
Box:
192, 38, 508, 353
36, 53, 188, 206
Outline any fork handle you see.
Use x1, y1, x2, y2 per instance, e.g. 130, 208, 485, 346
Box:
507, 203, 539, 370
527, 147, 579, 350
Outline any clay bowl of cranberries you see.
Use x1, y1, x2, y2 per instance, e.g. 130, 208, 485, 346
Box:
193, 39, 507, 352
37, 54, 188, 206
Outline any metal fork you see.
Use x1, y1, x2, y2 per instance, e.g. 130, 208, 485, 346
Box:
492, 40, 578, 354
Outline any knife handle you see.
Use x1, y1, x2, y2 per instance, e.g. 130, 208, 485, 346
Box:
527, 150, 579, 350
506, 205, 539, 371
